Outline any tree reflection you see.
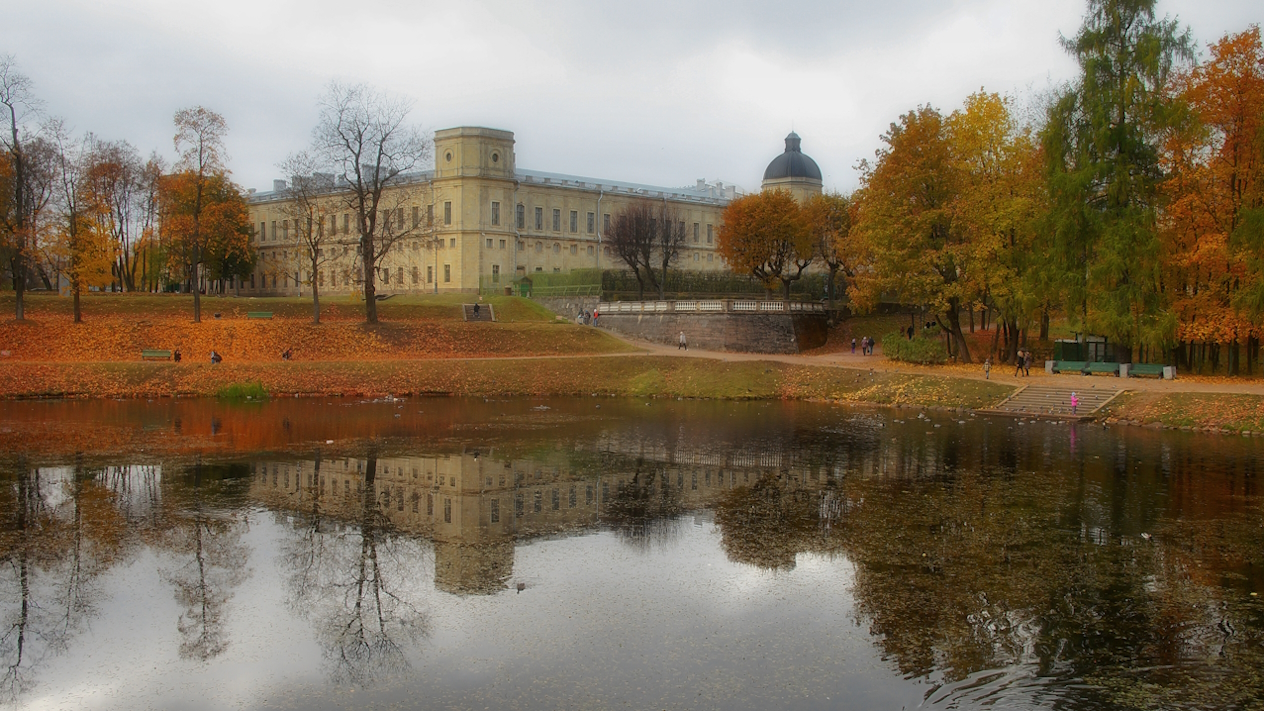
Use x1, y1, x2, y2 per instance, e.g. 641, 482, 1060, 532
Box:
601, 458, 687, 551
158, 461, 249, 661
0, 461, 127, 701
713, 472, 826, 571
278, 449, 429, 685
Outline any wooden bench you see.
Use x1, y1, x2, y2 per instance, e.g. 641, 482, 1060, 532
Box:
247, 311, 274, 319
1052, 360, 1088, 374
141, 349, 172, 361
1128, 363, 1166, 378
1083, 361, 1121, 376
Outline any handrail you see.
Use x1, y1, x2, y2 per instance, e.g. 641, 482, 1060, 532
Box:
597, 299, 825, 314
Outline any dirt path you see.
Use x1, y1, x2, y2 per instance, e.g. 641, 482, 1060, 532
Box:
599, 331, 1264, 396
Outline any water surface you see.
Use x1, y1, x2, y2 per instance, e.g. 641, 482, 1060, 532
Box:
0, 397, 1260, 710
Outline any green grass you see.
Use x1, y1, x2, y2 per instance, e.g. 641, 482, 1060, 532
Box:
215, 381, 269, 400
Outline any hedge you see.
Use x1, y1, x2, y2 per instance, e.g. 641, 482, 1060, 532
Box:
882, 331, 947, 365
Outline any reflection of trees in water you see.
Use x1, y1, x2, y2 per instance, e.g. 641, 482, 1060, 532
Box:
714, 473, 834, 572
278, 450, 429, 686
0, 461, 128, 701
158, 462, 249, 662
704, 454, 1264, 710
600, 458, 688, 551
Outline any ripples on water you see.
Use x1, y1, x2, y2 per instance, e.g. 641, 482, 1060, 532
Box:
0, 398, 1260, 710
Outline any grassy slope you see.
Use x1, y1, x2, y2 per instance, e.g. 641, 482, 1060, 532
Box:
0, 357, 1015, 407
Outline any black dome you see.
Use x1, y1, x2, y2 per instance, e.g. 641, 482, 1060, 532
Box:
762, 132, 822, 181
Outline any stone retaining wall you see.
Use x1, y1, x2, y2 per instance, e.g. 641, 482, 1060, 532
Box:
598, 312, 828, 354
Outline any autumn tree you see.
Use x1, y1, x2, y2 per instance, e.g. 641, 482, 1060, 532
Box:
164, 106, 237, 321
804, 191, 858, 308
947, 91, 1049, 363
277, 152, 338, 323
852, 106, 978, 362
654, 203, 686, 300
718, 189, 814, 301
49, 125, 113, 323
1161, 26, 1264, 373
159, 170, 253, 305
1043, 0, 1192, 362
311, 82, 430, 323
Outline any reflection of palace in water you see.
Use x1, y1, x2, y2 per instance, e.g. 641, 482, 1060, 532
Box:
247, 433, 857, 594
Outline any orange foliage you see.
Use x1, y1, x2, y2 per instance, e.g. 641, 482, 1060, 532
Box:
1163, 27, 1264, 344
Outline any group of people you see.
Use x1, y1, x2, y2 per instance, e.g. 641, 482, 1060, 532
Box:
575, 309, 599, 326
851, 336, 874, 355
1014, 348, 1033, 376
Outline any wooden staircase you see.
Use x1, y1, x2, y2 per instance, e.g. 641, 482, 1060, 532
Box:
462, 304, 495, 322
981, 384, 1122, 420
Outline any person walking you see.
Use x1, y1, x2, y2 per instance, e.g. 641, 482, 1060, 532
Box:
678, 331, 687, 351
1023, 350, 1032, 376
1014, 349, 1024, 376
983, 358, 991, 380
1070, 391, 1079, 415
851, 338, 857, 354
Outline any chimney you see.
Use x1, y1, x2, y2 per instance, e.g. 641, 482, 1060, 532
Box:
696, 179, 705, 190
273, 179, 287, 192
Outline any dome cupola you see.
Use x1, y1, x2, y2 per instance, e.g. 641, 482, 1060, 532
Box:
761, 132, 823, 203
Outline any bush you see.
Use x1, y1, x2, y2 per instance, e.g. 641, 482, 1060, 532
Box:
216, 381, 269, 400
882, 331, 947, 365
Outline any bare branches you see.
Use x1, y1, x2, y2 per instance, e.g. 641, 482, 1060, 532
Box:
311, 82, 430, 323
173, 107, 228, 179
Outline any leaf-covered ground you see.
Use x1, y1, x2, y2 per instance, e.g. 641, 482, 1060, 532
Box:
1106, 391, 1264, 433
0, 357, 1016, 408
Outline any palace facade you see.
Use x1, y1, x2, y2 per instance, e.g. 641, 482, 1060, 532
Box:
244, 127, 747, 296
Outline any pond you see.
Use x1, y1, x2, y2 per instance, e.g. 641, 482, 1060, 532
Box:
0, 397, 1260, 710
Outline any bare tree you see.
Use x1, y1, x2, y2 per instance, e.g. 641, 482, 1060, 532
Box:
84, 139, 145, 291
654, 202, 686, 300
0, 56, 42, 320
312, 82, 430, 324
607, 200, 660, 299
171, 106, 229, 323
277, 152, 337, 323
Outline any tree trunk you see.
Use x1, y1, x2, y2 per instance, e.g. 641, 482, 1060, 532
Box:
192, 260, 202, 323
1039, 307, 1050, 341
943, 304, 972, 363
13, 256, 24, 321
73, 282, 81, 323
968, 306, 975, 333
311, 257, 321, 324
362, 237, 378, 324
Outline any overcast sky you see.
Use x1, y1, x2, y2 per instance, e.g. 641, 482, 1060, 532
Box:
3, 0, 1258, 194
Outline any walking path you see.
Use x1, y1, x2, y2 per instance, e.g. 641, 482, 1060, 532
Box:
599, 331, 1264, 397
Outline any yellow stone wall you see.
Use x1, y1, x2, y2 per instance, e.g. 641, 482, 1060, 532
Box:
245, 127, 732, 295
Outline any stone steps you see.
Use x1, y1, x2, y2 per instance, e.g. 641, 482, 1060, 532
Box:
462, 304, 495, 322
986, 385, 1121, 419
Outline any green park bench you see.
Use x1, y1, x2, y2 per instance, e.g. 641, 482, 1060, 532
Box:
247, 311, 274, 319
141, 349, 172, 361
1052, 360, 1088, 374
1082, 361, 1121, 376
1128, 363, 1167, 378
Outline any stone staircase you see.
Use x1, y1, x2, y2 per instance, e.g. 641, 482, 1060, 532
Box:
983, 384, 1122, 419
462, 304, 495, 322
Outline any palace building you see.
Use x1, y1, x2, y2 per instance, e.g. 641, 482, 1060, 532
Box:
244, 127, 823, 296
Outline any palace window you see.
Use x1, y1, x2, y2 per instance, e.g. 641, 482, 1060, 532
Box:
444, 264, 451, 282
569, 210, 578, 233
412, 206, 420, 228
707, 224, 713, 243
343, 214, 350, 234
535, 206, 543, 230
570, 244, 577, 255
450, 238, 456, 248
492, 264, 500, 282
444, 201, 452, 225
491, 201, 500, 226
427, 204, 433, 226
516, 203, 525, 229
427, 266, 433, 283
490, 499, 500, 523
258, 222, 265, 241
499, 239, 506, 249
552, 208, 561, 231
553, 243, 560, 253
270, 221, 277, 241
693, 223, 699, 242
397, 266, 403, 284
603, 213, 611, 233
587, 212, 595, 234
536, 241, 543, 252
486, 238, 493, 248
587, 245, 594, 255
